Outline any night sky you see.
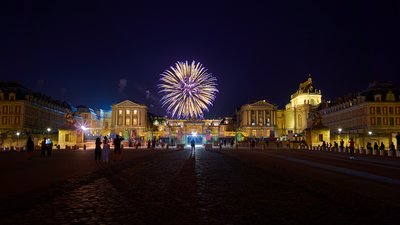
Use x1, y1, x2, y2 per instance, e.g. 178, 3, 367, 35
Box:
2, 1, 399, 117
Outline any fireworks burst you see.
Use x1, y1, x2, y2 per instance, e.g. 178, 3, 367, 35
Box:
158, 61, 218, 119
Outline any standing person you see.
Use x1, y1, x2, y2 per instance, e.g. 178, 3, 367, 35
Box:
396, 132, 400, 150
147, 140, 151, 149
46, 139, 53, 157
349, 138, 355, 160
340, 139, 344, 152
191, 139, 195, 151
26, 136, 34, 160
374, 142, 379, 151
113, 134, 123, 161
102, 136, 110, 163
95, 137, 102, 162
40, 138, 46, 158
151, 139, 156, 150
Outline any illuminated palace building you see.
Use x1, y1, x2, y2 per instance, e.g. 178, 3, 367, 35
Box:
1, 78, 400, 149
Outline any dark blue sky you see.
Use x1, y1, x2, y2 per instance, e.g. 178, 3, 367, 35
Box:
2, 1, 399, 117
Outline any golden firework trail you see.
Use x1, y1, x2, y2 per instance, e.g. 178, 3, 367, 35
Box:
158, 61, 218, 119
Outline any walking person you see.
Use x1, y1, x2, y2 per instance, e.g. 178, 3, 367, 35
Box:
191, 139, 195, 151
95, 137, 102, 162
113, 134, 123, 161
102, 136, 110, 163
27, 136, 34, 160
349, 138, 355, 160
40, 138, 46, 158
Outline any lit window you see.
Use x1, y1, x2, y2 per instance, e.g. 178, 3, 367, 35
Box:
126, 118, 131, 125
133, 118, 138, 125
370, 107, 375, 115
133, 110, 137, 115
119, 110, 123, 115
370, 117, 376, 125
126, 110, 130, 115
15, 116, 20, 125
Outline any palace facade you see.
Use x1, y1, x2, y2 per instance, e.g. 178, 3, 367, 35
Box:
318, 82, 400, 148
2, 78, 399, 149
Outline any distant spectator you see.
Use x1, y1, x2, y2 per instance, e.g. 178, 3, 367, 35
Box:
349, 138, 355, 160
102, 136, 110, 163
113, 134, 123, 161
26, 136, 34, 160
95, 137, 102, 162
40, 138, 46, 158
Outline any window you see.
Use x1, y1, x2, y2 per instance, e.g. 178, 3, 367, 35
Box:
2, 106, 7, 114
370, 117, 376, 125
119, 110, 123, 115
389, 107, 394, 114
133, 118, 138, 125
376, 107, 381, 115
396, 117, 400, 125
383, 117, 388, 125
125, 118, 131, 125
118, 117, 123, 125
126, 110, 130, 115
318, 134, 323, 142
133, 110, 137, 115
15, 106, 21, 114
377, 117, 382, 125
370, 107, 375, 115
1, 116, 6, 125
383, 107, 387, 114
65, 134, 70, 142
389, 117, 394, 126
396, 107, 400, 114
15, 116, 20, 125
374, 94, 382, 101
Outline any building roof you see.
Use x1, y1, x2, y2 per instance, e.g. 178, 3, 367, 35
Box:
0, 81, 73, 110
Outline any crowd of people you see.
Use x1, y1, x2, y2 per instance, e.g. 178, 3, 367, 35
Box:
19, 131, 400, 161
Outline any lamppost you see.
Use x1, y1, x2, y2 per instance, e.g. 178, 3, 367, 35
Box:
338, 128, 342, 141
16, 132, 20, 149
368, 131, 372, 142
81, 126, 87, 148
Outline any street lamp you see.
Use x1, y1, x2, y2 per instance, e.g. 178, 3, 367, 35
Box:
81, 125, 87, 145
16, 132, 20, 149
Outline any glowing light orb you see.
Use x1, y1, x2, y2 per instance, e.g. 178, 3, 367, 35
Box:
158, 61, 218, 119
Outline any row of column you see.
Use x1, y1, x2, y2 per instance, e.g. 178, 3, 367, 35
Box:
243, 110, 276, 126
115, 108, 142, 126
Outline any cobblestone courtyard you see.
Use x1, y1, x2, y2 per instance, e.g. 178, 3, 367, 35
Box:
1, 147, 399, 225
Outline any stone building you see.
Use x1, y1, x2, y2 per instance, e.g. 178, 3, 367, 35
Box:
0, 82, 73, 148
319, 81, 400, 149
236, 100, 279, 139
283, 75, 322, 138
111, 100, 148, 140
